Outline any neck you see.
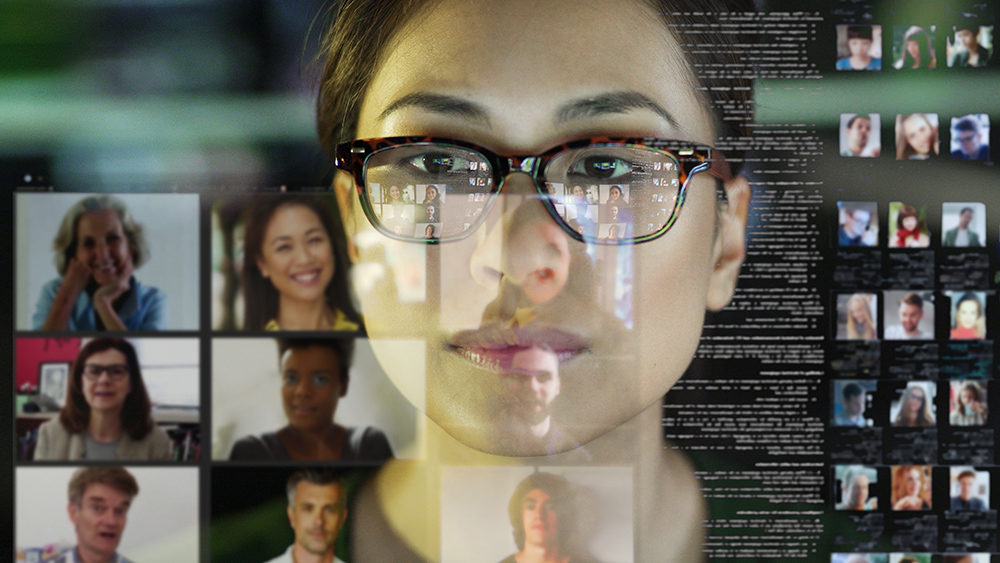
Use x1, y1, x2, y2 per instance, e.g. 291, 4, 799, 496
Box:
75, 545, 114, 563
89, 411, 123, 441
849, 142, 865, 155
283, 423, 337, 442
277, 295, 333, 330
529, 416, 552, 439
376, 399, 706, 562
520, 541, 563, 563
291, 544, 334, 563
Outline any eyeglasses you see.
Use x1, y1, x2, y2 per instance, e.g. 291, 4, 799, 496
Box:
335, 136, 730, 244
83, 364, 130, 381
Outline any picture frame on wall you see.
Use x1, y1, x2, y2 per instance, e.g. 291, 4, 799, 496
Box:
38, 362, 70, 407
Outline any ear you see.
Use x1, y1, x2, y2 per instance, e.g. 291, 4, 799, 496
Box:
68, 501, 79, 525
255, 256, 270, 279
706, 176, 750, 312
333, 170, 360, 264
287, 504, 294, 528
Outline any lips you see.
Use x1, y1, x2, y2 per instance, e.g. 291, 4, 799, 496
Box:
448, 325, 588, 372
290, 405, 319, 417
290, 270, 322, 285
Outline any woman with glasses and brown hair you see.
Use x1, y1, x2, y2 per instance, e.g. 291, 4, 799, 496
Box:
34, 338, 171, 461
319, 0, 753, 559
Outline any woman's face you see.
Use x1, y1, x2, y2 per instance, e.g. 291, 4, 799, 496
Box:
346, 0, 747, 454
610, 188, 621, 201
849, 298, 867, 323
75, 209, 134, 287
958, 299, 980, 329
256, 204, 335, 306
426, 186, 438, 201
904, 115, 933, 154
389, 185, 401, 201
906, 388, 925, 413
280, 346, 345, 431
906, 39, 921, 59
522, 488, 557, 547
961, 387, 976, 406
81, 348, 132, 414
905, 468, 921, 496
901, 215, 918, 231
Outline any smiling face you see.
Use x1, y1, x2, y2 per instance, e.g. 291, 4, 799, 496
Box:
75, 209, 134, 287
389, 185, 401, 201
81, 348, 132, 414
958, 299, 980, 329
899, 302, 923, 334
903, 115, 933, 155
256, 204, 335, 307
287, 481, 347, 557
522, 488, 558, 548
347, 0, 747, 454
68, 483, 131, 561
281, 346, 346, 431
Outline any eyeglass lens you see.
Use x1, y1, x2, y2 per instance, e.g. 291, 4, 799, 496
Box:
83, 364, 129, 379
362, 144, 682, 241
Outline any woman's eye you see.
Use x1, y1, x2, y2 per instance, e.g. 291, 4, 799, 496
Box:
275, 244, 291, 253
404, 152, 469, 175
312, 375, 331, 386
308, 237, 325, 246
567, 155, 634, 180
283, 374, 299, 385
81, 238, 96, 248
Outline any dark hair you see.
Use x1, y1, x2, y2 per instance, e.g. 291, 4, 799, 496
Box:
276, 337, 355, 384
902, 28, 934, 69
60, 338, 154, 440
957, 469, 977, 481
241, 195, 361, 331
846, 114, 870, 129
316, 0, 756, 174
958, 381, 983, 405
895, 204, 920, 230
842, 383, 864, 401
68, 466, 139, 505
846, 26, 873, 41
508, 472, 577, 552
900, 292, 924, 309
286, 468, 346, 507
955, 118, 979, 133
960, 206, 975, 215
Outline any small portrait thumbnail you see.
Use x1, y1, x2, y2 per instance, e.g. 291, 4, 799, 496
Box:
15, 193, 200, 331
893, 26, 937, 69
947, 291, 987, 340
891, 381, 936, 428
891, 465, 932, 510
836, 293, 878, 340
946, 24, 993, 68
211, 194, 362, 332
950, 380, 988, 427
838, 202, 878, 247
889, 554, 931, 563
883, 291, 934, 341
942, 555, 989, 563
950, 114, 990, 161
950, 467, 989, 510
832, 380, 875, 427
836, 25, 883, 70
888, 202, 929, 248
833, 465, 877, 510
895, 113, 939, 160
840, 113, 881, 157
942, 202, 986, 247
441, 466, 633, 563
16, 466, 198, 562
16, 337, 200, 462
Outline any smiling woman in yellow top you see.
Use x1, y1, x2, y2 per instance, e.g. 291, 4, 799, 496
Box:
241, 195, 361, 332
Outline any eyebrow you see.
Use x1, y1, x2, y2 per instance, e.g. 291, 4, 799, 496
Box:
269, 227, 324, 244
378, 90, 678, 129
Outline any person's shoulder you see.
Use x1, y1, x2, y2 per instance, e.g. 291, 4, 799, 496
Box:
260, 546, 294, 563
35, 418, 73, 460
229, 433, 276, 461
836, 58, 851, 69
345, 426, 393, 461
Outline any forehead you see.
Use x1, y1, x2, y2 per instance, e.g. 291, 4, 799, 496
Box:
358, 0, 713, 149
266, 204, 322, 233
82, 482, 131, 504
282, 346, 340, 370
85, 348, 127, 365
524, 488, 551, 502
294, 481, 344, 504
78, 209, 123, 232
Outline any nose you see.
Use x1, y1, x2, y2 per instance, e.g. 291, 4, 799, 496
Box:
469, 173, 571, 307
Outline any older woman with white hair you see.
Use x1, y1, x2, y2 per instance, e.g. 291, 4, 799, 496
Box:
33, 195, 165, 331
